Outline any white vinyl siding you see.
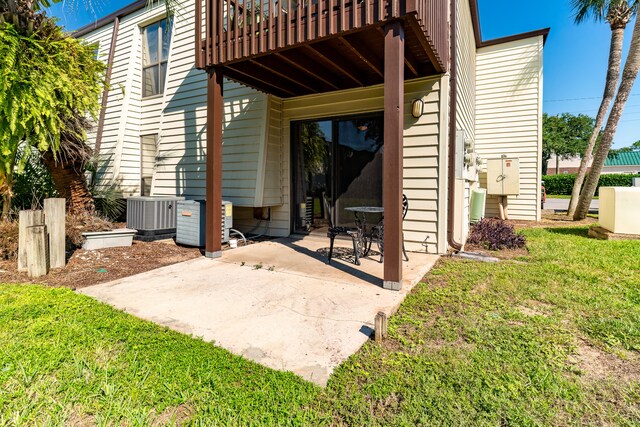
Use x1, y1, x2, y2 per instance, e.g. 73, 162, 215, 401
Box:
475, 36, 543, 221
82, 0, 279, 218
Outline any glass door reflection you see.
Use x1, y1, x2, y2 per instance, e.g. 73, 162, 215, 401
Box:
293, 114, 383, 234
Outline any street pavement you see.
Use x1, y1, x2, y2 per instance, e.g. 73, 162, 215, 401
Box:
544, 197, 599, 213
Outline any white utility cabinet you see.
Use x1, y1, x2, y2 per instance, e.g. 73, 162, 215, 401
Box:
486, 157, 520, 196
599, 187, 640, 235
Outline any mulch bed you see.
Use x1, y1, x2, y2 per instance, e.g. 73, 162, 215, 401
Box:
508, 213, 598, 229
0, 240, 202, 289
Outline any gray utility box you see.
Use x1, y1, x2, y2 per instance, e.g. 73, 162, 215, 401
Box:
127, 196, 185, 239
176, 200, 233, 247
633, 178, 640, 187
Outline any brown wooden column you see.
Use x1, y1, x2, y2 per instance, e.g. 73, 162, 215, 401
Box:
205, 67, 224, 258
383, 21, 404, 290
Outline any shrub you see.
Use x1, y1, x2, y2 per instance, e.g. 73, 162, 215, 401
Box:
467, 218, 526, 251
542, 173, 640, 196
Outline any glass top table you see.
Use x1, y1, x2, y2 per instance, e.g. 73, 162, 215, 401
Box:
344, 206, 384, 214
344, 206, 384, 260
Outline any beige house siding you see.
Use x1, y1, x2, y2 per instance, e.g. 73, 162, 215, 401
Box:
475, 36, 543, 221
454, 0, 477, 244
240, 76, 448, 251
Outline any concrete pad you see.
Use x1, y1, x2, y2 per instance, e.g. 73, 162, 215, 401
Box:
79, 236, 439, 386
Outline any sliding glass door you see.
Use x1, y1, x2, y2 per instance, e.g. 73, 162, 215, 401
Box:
292, 113, 383, 234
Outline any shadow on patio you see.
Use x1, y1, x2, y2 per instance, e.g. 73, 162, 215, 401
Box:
220, 234, 438, 289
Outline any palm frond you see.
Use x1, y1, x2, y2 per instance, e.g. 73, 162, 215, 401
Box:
571, 0, 608, 23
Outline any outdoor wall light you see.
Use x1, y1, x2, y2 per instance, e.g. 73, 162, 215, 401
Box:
411, 99, 424, 118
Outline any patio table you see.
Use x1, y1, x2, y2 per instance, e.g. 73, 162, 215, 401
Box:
344, 206, 384, 260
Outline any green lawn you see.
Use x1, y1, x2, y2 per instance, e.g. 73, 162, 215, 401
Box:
1, 227, 639, 425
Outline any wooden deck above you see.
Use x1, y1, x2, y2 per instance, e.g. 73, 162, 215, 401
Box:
195, 0, 450, 97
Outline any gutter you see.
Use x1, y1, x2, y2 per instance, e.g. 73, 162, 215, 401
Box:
94, 16, 120, 155
73, 0, 146, 38
447, 0, 462, 252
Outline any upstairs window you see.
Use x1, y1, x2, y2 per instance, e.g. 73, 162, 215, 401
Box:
142, 18, 172, 98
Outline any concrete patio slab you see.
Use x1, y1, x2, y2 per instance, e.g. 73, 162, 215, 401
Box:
79, 236, 439, 385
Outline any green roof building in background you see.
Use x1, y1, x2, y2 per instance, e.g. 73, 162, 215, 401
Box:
605, 151, 640, 167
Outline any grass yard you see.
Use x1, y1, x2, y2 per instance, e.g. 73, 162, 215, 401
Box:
1, 226, 639, 425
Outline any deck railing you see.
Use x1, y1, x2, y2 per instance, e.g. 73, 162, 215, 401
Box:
196, 0, 449, 70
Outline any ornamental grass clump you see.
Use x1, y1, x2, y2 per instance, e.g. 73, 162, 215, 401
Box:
467, 218, 526, 251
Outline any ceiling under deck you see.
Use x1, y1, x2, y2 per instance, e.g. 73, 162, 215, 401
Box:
219, 17, 440, 98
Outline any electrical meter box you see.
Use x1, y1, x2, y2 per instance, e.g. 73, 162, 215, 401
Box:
486, 157, 520, 196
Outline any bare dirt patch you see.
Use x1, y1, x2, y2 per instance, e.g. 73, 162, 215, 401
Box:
517, 300, 554, 317
516, 306, 546, 317
464, 244, 529, 260
150, 404, 193, 426
568, 340, 640, 383
0, 240, 201, 289
65, 406, 96, 427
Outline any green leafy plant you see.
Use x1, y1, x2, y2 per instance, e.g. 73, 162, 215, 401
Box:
84, 155, 126, 220
0, 16, 104, 217
11, 147, 58, 212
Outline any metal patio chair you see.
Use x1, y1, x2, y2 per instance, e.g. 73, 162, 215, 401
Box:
323, 194, 361, 266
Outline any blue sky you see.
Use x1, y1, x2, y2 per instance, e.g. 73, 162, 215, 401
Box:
48, 0, 640, 149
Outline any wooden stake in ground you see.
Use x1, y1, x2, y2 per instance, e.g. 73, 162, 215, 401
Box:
18, 210, 44, 272
375, 311, 388, 342
26, 225, 49, 278
44, 198, 66, 269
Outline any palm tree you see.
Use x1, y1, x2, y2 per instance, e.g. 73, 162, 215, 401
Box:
0, 0, 102, 217
574, 11, 640, 219
568, 0, 637, 217
42, 114, 95, 213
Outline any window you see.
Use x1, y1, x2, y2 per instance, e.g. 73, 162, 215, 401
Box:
142, 18, 172, 97
141, 134, 158, 196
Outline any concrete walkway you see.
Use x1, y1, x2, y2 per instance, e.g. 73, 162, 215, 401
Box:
79, 236, 439, 385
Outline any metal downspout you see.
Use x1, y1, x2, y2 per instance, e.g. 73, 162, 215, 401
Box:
94, 16, 120, 155
447, 0, 463, 251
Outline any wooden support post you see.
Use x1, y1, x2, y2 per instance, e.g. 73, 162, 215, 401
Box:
374, 311, 388, 342
499, 196, 509, 220
18, 210, 44, 272
44, 198, 66, 269
383, 21, 404, 291
26, 225, 48, 278
205, 67, 224, 259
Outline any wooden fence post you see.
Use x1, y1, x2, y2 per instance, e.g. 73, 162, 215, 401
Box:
18, 210, 44, 272
44, 198, 66, 269
26, 225, 48, 278
374, 311, 388, 342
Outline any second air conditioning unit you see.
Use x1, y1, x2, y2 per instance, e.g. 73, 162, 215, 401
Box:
176, 200, 233, 247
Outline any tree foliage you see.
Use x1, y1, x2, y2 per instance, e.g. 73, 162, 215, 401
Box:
0, 14, 104, 216
542, 113, 595, 174
617, 140, 640, 152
